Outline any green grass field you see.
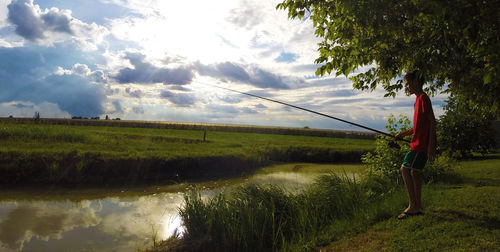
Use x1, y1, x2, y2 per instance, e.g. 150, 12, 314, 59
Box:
321, 156, 500, 251
0, 120, 375, 184
0, 121, 374, 157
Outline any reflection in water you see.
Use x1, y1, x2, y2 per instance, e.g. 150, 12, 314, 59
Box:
0, 194, 185, 251
161, 214, 184, 239
0, 163, 359, 251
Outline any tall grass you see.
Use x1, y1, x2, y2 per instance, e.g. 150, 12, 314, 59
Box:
169, 167, 461, 251
176, 173, 376, 251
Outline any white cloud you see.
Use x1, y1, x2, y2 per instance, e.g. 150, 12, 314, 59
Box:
6, 0, 109, 50
0, 0, 9, 28
107, 0, 320, 75
0, 37, 24, 47
54, 63, 108, 83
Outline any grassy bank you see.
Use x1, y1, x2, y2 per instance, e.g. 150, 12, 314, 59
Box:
324, 156, 500, 251
147, 156, 500, 251
0, 121, 374, 184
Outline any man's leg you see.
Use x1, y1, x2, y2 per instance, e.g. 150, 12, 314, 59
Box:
400, 166, 416, 213
411, 170, 422, 211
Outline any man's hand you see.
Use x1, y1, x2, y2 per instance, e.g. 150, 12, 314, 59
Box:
395, 132, 404, 140
395, 129, 412, 141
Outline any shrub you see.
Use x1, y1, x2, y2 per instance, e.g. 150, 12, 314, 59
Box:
361, 114, 411, 188
421, 152, 459, 184
362, 114, 457, 186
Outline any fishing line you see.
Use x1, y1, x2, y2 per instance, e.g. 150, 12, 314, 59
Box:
203, 83, 409, 144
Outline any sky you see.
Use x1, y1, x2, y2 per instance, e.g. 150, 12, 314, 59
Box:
0, 0, 447, 131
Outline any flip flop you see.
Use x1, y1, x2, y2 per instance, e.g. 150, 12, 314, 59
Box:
397, 212, 410, 220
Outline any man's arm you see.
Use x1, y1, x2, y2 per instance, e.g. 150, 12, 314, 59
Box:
395, 128, 413, 140
426, 112, 437, 161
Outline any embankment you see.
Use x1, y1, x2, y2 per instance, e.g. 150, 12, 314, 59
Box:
0, 148, 367, 185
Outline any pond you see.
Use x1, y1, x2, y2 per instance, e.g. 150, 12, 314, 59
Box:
0, 163, 362, 251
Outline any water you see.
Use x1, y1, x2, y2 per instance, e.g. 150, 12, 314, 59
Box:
0, 163, 361, 251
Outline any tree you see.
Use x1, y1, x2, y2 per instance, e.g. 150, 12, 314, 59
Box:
437, 95, 497, 158
33, 111, 40, 123
277, 0, 500, 110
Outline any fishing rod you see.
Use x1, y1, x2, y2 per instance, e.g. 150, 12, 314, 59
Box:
207, 84, 410, 145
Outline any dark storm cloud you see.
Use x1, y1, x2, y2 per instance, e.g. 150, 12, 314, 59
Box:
7, 0, 44, 40
132, 106, 144, 114
195, 62, 293, 89
42, 8, 73, 34
248, 67, 289, 89
0, 47, 106, 117
115, 53, 194, 85
39, 74, 106, 116
115, 55, 302, 89
7, 0, 73, 41
160, 91, 196, 107
195, 61, 249, 83
125, 88, 143, 98
112, 100, 123, 113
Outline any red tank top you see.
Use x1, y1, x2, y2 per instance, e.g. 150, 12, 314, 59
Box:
410, 93, 433, 152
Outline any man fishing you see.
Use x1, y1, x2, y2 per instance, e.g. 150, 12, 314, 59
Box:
395, 72, 437, 220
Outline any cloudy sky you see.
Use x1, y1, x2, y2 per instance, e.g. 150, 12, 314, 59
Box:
0, 0, 447, 131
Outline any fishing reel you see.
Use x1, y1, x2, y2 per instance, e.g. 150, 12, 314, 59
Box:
385, 135, 410, 150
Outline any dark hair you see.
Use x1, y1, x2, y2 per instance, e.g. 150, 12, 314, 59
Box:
404, 71, 424, 86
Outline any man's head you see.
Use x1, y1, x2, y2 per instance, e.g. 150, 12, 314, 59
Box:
404, 71, 424, 95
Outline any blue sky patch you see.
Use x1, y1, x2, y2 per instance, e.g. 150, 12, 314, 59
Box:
35, 0, 134, 25
275, 52, 297, 63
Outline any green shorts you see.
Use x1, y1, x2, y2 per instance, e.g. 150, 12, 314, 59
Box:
402, 150, 427, 171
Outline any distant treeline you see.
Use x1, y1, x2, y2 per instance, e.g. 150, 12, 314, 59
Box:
0, 117, 376, 139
